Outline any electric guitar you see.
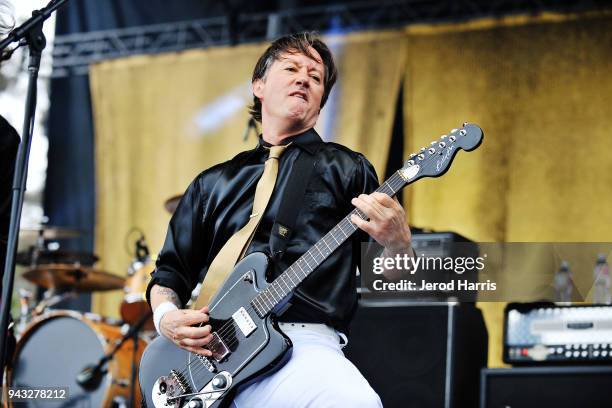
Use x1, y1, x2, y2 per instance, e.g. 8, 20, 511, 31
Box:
139, 123, 484, 408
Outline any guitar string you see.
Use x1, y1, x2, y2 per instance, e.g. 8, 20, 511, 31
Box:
175, 166, 422, 382
172, 172, 410, 381
166, 138, 460, 385
175, 135, 462, 378
173, 172, 410, 381
194, 172, 407, 351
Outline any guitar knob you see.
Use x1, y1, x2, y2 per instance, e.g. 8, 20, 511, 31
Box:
188, 398, 204, 408
212, 374, 227, 389
159, 381, 167, 394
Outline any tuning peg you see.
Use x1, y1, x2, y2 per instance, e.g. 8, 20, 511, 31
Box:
406, 160, 415, 166
409, 153, 416, 158
438, 142, 446, 148
463, 122, 469, 126
431, 141, 437, 145
459, 129, 467, 136
420, 147, 426, 152
451, 128, 458, 133
417, 154, 425, 160
440, 134, 447, 139
428, 148, 435, 154
449, 135, 456, 142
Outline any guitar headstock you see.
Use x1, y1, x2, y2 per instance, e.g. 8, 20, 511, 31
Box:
398, 123, 483, 183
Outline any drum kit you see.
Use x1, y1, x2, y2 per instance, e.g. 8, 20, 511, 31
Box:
6, 195, 183, 408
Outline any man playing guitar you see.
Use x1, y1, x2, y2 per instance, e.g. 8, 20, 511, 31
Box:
147, 32, 412, 407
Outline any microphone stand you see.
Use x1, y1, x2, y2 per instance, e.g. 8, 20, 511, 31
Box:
0, 0, 70, 374
76, 311, 151, 392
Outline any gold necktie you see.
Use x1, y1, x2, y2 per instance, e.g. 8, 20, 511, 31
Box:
195, 144, 288, 308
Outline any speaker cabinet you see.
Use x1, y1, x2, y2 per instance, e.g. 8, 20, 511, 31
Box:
481, 366, 612, 408
344, 301, 488, 408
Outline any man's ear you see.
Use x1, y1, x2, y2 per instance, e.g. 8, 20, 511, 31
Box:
252, 79, 264, 99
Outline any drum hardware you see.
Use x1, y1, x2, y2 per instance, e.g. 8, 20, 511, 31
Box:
76, 311, 152, 407
22, 263, 125, 292
19, 225, 82, 241
16, 247, 99, 267
17, 289, 32, 334
15, 288, 77, 336
33, 289, 77, 315
121, 234, 155, 331
134, 233, 150, 262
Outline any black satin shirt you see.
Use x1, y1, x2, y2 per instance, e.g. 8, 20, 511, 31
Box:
147, 128, 379, 332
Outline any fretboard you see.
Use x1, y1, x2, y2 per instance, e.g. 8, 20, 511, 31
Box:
250, 170, 407, 317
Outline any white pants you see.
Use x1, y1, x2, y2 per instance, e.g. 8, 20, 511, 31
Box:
230, 324, 382, 408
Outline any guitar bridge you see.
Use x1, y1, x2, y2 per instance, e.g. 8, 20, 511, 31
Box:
151, 370, 192, 408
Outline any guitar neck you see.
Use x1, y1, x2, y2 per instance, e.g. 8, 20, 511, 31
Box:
250, 171, 407, 317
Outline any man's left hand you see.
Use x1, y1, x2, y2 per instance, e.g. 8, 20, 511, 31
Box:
350, 192, 412, 251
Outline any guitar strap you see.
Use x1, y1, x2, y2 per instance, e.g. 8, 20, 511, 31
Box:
269, 146, 319, 263
194, 145, 319, 308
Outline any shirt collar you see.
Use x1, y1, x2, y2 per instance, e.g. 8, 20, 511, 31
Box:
257, 128, 323, 155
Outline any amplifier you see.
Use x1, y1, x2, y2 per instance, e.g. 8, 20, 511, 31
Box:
346, 301, 488, 408
480, 366, 612, 408
503, 302, 612, 365
411, 231, 478, 258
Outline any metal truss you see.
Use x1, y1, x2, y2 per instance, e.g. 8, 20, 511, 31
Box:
51, 0, 609, 78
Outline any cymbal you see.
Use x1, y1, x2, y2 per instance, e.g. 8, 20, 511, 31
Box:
23, 264, 125, 292
20, 226, 82, 240
16, 249, 99, 266
164, 194, 183, 214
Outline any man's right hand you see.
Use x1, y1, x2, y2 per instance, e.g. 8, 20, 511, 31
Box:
150, 284, 214, 356
160, 305, 214, 357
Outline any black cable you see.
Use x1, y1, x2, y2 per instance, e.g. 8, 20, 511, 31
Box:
124, 226, 145, 258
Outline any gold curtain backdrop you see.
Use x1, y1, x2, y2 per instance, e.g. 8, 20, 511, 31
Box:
327, 31, 407, 171
90, 12, 612, 368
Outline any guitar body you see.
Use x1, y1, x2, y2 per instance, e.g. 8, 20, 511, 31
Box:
139, 252, 292, 408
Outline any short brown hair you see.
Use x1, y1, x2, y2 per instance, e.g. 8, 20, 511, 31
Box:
249, 32, 337, 123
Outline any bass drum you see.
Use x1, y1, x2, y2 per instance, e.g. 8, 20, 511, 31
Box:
8, 311, 146, 407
